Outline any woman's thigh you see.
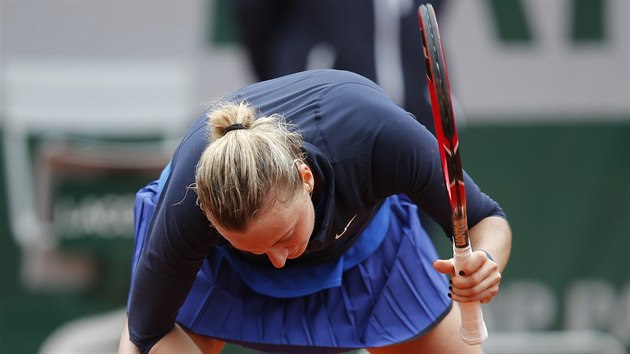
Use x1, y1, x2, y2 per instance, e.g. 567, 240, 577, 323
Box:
367, 305, 484, 354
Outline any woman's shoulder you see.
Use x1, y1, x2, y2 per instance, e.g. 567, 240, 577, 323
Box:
306, 69, 377, 85
305, 69, 387, 98
235, 69, 385, 101
274, 69, 378, 85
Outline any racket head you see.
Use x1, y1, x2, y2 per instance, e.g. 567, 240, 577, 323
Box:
418, 4, 468, 248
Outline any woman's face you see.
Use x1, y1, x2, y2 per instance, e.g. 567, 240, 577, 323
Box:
215, 164, 315, 268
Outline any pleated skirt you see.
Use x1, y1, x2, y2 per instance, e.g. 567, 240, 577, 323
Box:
131, 172, 451, 353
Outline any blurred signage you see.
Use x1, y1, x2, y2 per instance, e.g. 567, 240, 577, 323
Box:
443, 0, 629, 120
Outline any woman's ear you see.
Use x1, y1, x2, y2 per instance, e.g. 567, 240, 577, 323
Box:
298, 163, 314, 192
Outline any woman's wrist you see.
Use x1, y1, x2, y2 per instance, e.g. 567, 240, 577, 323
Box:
477, 248, 495, 262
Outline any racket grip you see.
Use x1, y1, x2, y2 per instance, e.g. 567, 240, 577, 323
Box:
453, 244, 489, 345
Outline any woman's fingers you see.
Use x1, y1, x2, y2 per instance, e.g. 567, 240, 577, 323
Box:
450, 271, 501, 303
433, 258, 456, 276
450, 250, 501, 303
435, 251, 503, 303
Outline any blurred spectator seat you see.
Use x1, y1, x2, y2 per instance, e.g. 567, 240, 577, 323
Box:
3, 59, 194, 292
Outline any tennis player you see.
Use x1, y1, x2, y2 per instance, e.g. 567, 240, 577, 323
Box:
118, 69, 511, 354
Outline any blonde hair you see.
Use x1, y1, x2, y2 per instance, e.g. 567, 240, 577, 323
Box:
195, 101, 305, 231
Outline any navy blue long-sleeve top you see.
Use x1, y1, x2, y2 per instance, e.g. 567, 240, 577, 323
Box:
127, 69, 505, 352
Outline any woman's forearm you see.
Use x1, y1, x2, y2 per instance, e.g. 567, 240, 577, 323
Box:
468, 215, 512, 273
118, 318, 140, 354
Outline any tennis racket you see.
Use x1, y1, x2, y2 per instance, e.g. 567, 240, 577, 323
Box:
418, 3, 488, 345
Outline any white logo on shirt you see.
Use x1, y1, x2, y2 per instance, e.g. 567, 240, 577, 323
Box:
335, 214, 358, 239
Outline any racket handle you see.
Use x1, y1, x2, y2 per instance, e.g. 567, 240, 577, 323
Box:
453, 244, 489, 345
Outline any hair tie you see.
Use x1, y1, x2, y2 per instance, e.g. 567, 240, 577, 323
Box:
224, 124, 246, 134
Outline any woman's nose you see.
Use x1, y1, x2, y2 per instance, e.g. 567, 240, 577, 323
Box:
266, 246, 289, 268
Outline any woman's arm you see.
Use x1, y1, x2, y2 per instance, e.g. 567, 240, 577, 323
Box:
433, 215, 512, 303
118, 318, 140, 354
126, 141, 219, 352
467, 215, 512, 273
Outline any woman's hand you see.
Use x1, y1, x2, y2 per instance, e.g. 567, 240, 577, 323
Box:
433, 250, 501, 304
433, 215, 512, 304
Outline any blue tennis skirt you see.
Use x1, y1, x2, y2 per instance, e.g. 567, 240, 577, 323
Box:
131, 168, 451, 353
